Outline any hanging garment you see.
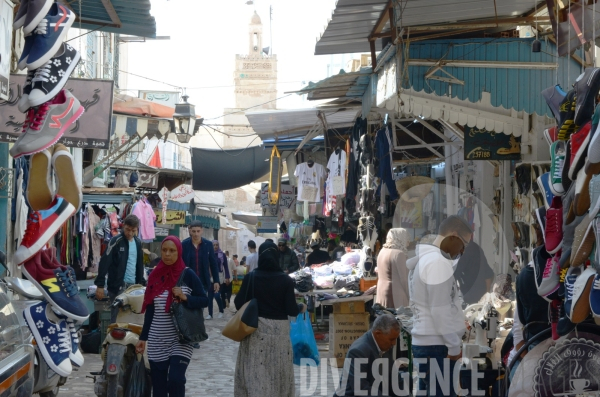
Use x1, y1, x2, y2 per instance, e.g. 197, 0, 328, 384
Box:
87, 204, 102, 272
346, 118, 366, 214
11, 157, 29, 222
15, 171, 29, 246
375, 125, 399, 201
294, 162, 326, 202
132, 198, 156, 240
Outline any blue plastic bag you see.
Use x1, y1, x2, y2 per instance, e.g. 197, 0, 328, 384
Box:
290, 313, 320, 366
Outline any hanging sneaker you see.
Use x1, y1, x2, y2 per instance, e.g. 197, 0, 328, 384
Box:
568, 121, 592, 180
545, 196, 563, 254
17, 33, 35, 71
28, 43, 81, 107
589, 175, 600, 219
586, 122, 600, 175
9, 90, 84, 159
26, 3, 75, 70
549, 140, 566, 196
570, 214, 594, 267
26, 149, 53, 211
65, 318, 84, 368
533, 246, 551, 291
558, 267, 568, 299
542, 84, 567, 124
570, 266, 596, 323
538, 254, 561, 297
550, 300, 560, 340
589, 272, 600, 321
544, 126, 559, 147
22, 0, 53, 35
574, 68, 600, 126
17, 69, 36, 113
13, 0, 29, 30
560, 214, 585, 269
535, 207, 547, 241
21, 248, 89, 322
561, 139, 573, 192
557, 297, 576, 337
52, 144, 82, 211
557, 89, 578, 141
574, 166, 593, 217
13, 196, 75, 265
564, 265, 582, 320
23, 301, 72, 377
537, 172, 555, 209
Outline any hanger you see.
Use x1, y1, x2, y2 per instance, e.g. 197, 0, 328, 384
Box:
307, 156, 314, 167
335, 143, 342, 155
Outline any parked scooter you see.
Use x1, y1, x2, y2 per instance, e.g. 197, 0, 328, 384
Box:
0, 250, 35, 397
90, 285, 148, 397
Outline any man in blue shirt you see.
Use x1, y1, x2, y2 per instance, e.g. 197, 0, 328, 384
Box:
95, 215, 144, 323
181, 221, 220, 297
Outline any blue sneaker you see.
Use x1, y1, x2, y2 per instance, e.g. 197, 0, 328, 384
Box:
24, 301, 72, 377
537, 172, 555, 209
564, 266, 582, 319
26, 2, 75, 70
17, 33, 35, 71
21, 248, 89, 322
590, 272, 600, 320
65, 318, 84, 368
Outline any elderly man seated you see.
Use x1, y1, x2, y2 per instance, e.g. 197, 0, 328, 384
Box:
333, 314, 403, 397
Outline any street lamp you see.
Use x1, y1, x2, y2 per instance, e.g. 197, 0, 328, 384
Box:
173, 94, 197, 143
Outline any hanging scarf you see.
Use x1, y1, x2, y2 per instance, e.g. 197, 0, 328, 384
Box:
383, 228, 409, 251
213, 240, 226, 272
142, 236, 186, 313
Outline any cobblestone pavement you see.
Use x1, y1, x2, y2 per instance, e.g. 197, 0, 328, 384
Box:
60, 303, 338, 397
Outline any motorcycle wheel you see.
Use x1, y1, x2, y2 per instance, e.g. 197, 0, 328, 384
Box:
106, 347, 134, 397
39, 386, 60, 397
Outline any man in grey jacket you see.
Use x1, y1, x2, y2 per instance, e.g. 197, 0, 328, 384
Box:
333, 314, 401, 396
277, 238, 299, 273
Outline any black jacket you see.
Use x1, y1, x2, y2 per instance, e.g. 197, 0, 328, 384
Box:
181, 237, 220, 291
94, 233, 144, 294
279, 247, 299, 273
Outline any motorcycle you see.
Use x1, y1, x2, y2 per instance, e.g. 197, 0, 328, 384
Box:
90, 285, 148, 397
0, 251, 35, 397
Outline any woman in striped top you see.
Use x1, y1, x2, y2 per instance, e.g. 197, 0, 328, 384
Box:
136, 236, 208, 397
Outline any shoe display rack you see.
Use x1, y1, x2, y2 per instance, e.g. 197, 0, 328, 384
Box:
512, 161, 551, 271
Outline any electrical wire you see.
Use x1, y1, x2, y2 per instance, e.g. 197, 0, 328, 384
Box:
201, 126, 260, 156
203, 94, 293, 120
203, 124, 258, 138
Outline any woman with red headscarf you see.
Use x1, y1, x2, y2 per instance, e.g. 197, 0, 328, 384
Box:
135, 236, 208, 397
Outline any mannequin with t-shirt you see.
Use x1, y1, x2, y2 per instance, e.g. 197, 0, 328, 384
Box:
294, 158, 326, 221
325, 145, 347, 215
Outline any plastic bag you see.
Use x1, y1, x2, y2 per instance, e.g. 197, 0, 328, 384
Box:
290, 313, 320, 366
126, 355, 150, 397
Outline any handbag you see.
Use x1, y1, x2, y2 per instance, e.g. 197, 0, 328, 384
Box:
170, 268, 209, 344
222, 272, 259, 342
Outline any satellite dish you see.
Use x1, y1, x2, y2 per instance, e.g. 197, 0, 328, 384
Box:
268, 145, 282, 205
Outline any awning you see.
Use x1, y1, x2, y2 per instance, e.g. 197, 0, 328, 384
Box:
194, 191, 225, 208
71, 0, 157, 38
232, 211, 261, 226
245, 107, 360, 140
286, 69, 372, 101
191, 146, 270, 191
220, 216, 241, 231
186, 215, 220, 230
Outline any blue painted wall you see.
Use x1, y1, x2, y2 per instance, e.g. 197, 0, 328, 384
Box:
404, 38, 583, 116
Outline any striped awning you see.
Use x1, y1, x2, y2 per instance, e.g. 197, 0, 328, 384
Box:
111, 114, 171, 139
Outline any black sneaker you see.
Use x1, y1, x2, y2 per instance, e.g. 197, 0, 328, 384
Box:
28, 43, 80, 107
17, 69, 36, 113
558, 89, 578, 140
574, 68, 600, 126
561, 139, 573, 192
542, 84, 567, 123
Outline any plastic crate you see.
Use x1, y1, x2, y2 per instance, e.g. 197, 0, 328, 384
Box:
99, 309, 111, 353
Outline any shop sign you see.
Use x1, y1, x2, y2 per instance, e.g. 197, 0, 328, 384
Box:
113, 170, 158, 189
154, 209, 186, 224
533, 337, 600, 396
154, 227, 170, 237
256, 216, 278, 233
0, 0, 14, 101
463, 126, 521, 161
0, 75, 114, 147
260, 183, 295, 218
170, 184, 194, 203
138, 90, 179, 107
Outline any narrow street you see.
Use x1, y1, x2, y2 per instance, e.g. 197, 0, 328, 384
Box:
61, 304, 338, 397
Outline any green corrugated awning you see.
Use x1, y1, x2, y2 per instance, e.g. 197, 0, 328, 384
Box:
186, 215, 220, 230
72, 0, 157, 38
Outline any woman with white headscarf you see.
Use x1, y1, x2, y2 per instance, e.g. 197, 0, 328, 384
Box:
375, 228, 410, 308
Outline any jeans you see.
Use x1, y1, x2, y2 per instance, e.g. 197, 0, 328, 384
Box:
220, 282, 232, 305
208, 288, 224, 316
149, 355, 190, 397
412, 345, 459, 397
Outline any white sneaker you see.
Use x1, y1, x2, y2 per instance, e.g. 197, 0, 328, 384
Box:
217, 313, 224, 319
205, 315, 212, 320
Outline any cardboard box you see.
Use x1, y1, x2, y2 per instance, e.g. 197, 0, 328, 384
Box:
329, 313, 370, 367
360, 276, 378, 292
333, 300, 366, 314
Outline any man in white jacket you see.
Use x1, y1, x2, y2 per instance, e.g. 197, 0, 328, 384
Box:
407, 215, 471, 397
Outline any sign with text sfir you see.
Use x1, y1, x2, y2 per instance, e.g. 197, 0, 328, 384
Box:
0, 75, 114, 148
463, 126, 521, 161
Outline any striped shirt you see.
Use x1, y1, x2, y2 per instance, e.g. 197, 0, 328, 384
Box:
147, 288, 193, 362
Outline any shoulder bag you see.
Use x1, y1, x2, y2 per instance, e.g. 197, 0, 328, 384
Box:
170, 268, 209, 344
222, 272, 259, 341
